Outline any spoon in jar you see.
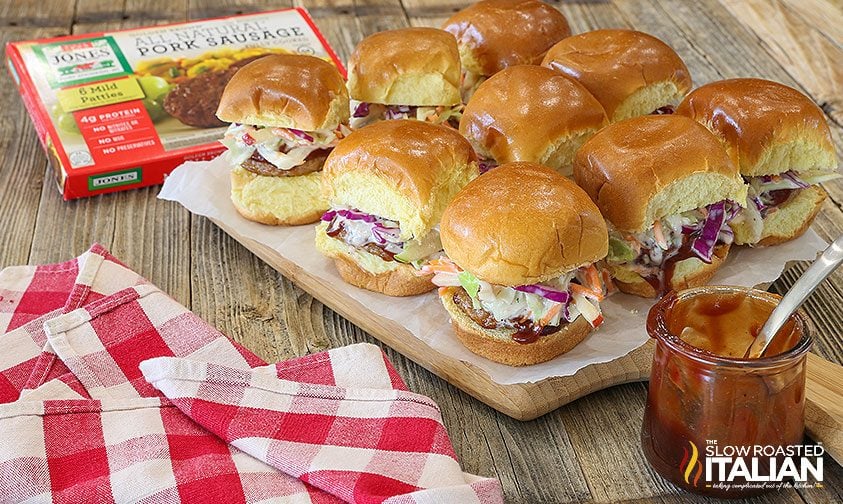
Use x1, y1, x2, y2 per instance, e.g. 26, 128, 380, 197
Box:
745, 234, 843, 359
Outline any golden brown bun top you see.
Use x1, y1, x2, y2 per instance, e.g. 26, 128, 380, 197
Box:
442, 0, 571, 76
440, 162, 608, 286
216, 54, 348, 130
322, 120, 478, 239
459, 65, 607, 163
542, 29, 691, 118
347, 28, 462, 106
573, 115, 747, 233
675, 78, 837, 176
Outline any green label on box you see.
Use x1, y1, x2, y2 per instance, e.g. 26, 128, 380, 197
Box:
57, 77, 145, 112
88, 168, 141, 191
33, 36, 132, 89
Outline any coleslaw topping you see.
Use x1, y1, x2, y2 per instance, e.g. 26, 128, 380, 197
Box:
321, 207, 442, 267
423, 257, 610, 330
349, 100, 463, 129
606, 200, 740, 278
732, 170, 840, 242
221, 122, 350, 171
745, 170, 840, 217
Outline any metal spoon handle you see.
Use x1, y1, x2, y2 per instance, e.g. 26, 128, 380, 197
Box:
746, 234, 843, 359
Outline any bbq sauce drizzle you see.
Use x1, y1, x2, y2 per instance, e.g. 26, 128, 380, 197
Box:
451, 289, 563, 345
643, 234, 697, 294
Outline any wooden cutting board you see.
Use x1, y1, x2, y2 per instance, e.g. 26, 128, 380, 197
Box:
210, 217, 843, 462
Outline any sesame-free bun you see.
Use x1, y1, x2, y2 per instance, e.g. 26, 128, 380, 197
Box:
573, 115, 747, 233
675, 78, 837, 176
347, 28, 462, 106
230, 167, 327, 225
731, 185, 827, 246
460, 65, 607, 175
322, 120, 478, 241
216, 54, 349, 130
314, 223, 434, 296
440, 162, 608, 286
442, 0, 571, 77
441, 288, 592, 365
608, 244, 730, 298
542, 29, 691, 122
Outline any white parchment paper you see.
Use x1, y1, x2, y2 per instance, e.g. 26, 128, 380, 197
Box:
159, 156, 828, 385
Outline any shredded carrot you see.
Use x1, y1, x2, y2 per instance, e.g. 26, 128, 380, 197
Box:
601, 269, 618, 294
652, 220, 668, 249
585, 265, 601, 290
571, 283, 604, 302
539, 303, 563, 327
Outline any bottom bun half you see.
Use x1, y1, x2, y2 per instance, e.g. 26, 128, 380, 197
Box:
732, 185, 826, 247
440, 289, 593, 366
315, 223, 434, 296
609, 243, 731, 298
230, 166, 327, 226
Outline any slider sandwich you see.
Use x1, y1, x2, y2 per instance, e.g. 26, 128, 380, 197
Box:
217, 54, 350, 225
460, 65, 607, 175
316, 120, 479, 296
442, 0, 571, 99
676, 78, 840, 246
347, 28, 464, 129
426, 162, 610, 366
573, 115, 747, 298
542, 29, 691, 123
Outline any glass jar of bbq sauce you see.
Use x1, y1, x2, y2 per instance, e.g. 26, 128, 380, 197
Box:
642, 286, 813, 498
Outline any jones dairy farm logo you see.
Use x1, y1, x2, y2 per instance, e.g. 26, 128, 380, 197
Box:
34, 37, 132, 88
679, 440, 824, 492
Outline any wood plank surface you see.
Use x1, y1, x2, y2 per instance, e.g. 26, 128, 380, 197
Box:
0, 0, 840, 502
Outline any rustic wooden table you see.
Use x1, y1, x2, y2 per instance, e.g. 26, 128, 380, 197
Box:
1, 0, 841, 502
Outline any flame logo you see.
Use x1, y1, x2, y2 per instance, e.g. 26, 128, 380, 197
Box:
679, 440, 703, 487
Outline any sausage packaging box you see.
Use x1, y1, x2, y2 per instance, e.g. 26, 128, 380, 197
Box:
6, 8, 344, 200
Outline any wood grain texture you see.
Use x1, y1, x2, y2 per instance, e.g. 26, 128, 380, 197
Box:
0, 0, 841, 502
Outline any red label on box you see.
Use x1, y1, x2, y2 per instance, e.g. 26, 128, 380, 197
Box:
74, 101, 162, 164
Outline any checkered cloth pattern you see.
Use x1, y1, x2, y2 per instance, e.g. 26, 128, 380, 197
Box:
0, 245, 502, 503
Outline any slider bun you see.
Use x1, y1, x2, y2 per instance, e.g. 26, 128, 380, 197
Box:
347, 28, 462, 106
542, 29, 691, 122
731, 185, 826, 246
442, 0, 571, 76
440, 162, 608, 286
322, 120, 478, 240
460, 65, 607, 175
230, 167, 327, 226
217, 54, 349, 130
441, 288, 592, 366
675, 78, 837, 176
314, 222, 434, 296
608, 244, 730, 298
573, 115, 747, 234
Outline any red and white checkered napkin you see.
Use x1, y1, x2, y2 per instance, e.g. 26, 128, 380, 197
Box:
0, 245, 503, 503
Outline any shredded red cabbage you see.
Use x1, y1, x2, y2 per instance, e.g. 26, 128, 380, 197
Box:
353, 102, 370, 118
478, 160, 497, 174
321, 209, 384, 224
514, 284, 570, 304
690, 201, 727, 263
289, 129, 314, 142
336, 209, 377, 223
371, 223, 401, 245
780, 171, 810, 189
